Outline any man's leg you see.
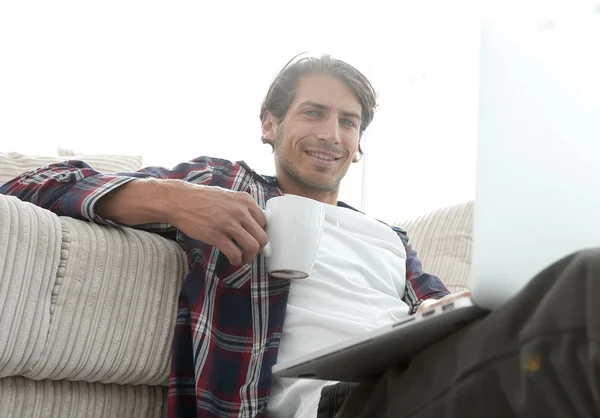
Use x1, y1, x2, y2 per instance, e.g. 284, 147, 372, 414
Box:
335, 249, 600, 418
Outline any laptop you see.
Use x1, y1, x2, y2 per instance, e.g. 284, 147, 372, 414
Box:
272, 15, 600, 382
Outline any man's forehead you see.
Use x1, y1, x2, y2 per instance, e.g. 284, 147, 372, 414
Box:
293, 74, 362, 115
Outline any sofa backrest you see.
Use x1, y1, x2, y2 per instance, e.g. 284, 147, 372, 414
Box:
0, 152, 143, 186
394, 201, 474, 293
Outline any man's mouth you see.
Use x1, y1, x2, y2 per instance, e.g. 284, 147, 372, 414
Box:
305, 151, 341, 163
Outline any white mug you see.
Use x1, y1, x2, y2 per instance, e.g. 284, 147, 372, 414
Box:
262, 195, 325, 279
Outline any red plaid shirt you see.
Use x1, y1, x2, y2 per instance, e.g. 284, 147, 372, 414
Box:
0, 156, 450, 417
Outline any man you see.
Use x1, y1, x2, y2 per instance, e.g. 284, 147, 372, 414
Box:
0, 54, 453, 416
2, 55, 598, 418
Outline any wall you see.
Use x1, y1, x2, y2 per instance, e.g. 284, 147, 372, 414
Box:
6, 1, 591, 222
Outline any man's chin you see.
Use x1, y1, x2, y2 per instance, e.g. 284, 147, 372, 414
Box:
296, 175, 340, 193
278, 161, 343, 193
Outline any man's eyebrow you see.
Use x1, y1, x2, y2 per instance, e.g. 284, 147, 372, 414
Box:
340, 109, 361, 121
299, 100, 361, 121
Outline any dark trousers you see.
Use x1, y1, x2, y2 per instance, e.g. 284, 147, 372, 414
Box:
333, 249, 600, 418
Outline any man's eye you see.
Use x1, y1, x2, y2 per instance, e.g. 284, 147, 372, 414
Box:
341, 119, 357, 128
305, 110, 320, 117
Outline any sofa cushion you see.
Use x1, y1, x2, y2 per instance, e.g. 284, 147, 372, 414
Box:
394, 201, 473, 293
0, 151, 143, 186
0, 376, 165, 418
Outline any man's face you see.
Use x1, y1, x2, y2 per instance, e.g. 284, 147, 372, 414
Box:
264, 74, 362, 197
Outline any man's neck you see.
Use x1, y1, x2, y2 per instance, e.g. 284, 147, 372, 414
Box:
275, 178, 339, 205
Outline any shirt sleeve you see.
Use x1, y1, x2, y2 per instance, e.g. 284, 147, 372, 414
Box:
392, 226, 451, 314
0, 157, 217, 233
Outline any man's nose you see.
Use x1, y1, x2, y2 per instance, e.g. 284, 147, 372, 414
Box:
317, 116, 340, 143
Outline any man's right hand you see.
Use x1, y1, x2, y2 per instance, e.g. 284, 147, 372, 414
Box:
96, 179, 269, 266
167, 183, 268, 266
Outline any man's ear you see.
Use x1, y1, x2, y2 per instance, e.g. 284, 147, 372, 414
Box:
261, 111, 277, 142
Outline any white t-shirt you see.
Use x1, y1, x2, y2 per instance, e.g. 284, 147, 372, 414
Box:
266, 203, 409, 417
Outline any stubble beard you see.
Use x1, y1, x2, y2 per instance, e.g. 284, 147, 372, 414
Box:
273, 129, 344, 193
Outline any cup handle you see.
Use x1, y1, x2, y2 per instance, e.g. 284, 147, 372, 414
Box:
262, 209, 272, 257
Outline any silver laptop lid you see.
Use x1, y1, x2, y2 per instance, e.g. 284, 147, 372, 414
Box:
471, 17, 600, 310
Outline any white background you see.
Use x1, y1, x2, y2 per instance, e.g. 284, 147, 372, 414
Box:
1, 0, 597, 223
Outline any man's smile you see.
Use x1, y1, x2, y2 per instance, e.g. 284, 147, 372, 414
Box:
304, 150, 342, 165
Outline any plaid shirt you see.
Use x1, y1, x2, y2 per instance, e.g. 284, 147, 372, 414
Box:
0, 156, 450, 417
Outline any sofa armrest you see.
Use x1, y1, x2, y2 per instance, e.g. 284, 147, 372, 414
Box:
0, 194, 62, 377
28, 216, 188, 385
0, 193, 189, 386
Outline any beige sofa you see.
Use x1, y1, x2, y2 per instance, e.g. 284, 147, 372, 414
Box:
0, 160, 474, 417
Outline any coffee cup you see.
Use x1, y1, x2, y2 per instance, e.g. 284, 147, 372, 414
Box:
262, 195, 325, 279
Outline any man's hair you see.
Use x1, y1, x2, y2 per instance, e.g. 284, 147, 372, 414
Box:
260, 54, 377, 158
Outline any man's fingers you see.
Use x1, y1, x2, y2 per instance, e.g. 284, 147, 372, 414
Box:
453, 291, 471, 299
215, 235, 244, 266
229, 227, 261, 266
418, 291, 472, 313
247, 202, 267, 229
241, 214, 269, 249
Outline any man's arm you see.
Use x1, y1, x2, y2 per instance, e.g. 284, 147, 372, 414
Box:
0, 158, 268, 265
94, 177, 187, 226
391, 226, 451, 314
96, 177, 269, 265
0, 160, 141, 225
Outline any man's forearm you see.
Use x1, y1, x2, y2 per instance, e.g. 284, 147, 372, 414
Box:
95, 174, 269, 266
95, 178, 184, 226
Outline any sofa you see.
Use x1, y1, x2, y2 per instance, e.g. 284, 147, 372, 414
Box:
0, 153, 474, 417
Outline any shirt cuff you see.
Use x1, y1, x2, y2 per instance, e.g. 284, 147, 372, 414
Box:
63, 175, 138, 226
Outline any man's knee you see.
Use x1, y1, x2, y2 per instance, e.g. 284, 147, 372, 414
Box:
563, 248, 600, 280
528, 247, 600, 327
573, 247, 600, 263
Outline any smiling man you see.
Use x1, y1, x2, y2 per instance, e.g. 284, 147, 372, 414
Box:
4, 53, 600, 418
0, 55, 455, 417
255, 65, 455, 417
